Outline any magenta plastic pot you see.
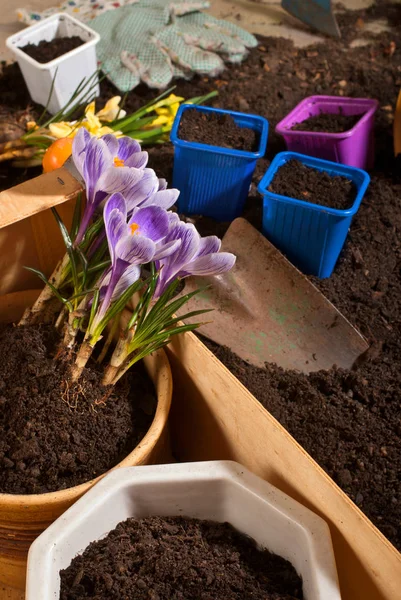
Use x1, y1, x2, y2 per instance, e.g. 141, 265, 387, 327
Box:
275, 95, 379, 169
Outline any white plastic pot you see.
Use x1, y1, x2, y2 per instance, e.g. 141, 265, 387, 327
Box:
6, 13, 100, 115
26, 461, 341, 600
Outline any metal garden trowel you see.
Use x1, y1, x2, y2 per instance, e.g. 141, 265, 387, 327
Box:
282, 0, 341, 39
179, 218, 368, 373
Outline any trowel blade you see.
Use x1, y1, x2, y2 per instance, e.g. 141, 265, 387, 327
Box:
179, 218, 368, 373
282, 0, 341, 38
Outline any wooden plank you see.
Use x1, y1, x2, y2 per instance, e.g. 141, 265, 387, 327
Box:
1, 584, 24, 600
167, 332, 401, 600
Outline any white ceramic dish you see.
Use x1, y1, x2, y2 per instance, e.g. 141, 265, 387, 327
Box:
26, 461, 342, 599
6, 13, 100, 115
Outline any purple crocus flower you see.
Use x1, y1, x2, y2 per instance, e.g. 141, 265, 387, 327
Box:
72, 129, 148, 246
125, 168, 180, 214
93, 193, 178, 324
154, 213, 236, 298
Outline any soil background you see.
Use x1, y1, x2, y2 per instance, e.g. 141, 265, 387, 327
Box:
1, 0, 401, 549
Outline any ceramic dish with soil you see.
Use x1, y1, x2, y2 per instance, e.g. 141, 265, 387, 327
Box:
0, 324, 155, 494
178, 108, 259, 151
1, 0, 401, 553
19, 37, 84, 64
268, 159, 356, 210
290, 112, 364, 133
60, 516, 303, 600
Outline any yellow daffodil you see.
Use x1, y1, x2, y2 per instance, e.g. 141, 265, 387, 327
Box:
147, 94, 184, 130
26, 121, 39, 132
49, 122, 76, 139
83, 101, 118, 137
96, 96, 127, 122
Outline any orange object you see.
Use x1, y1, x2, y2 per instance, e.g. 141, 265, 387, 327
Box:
42, 138, 73, 173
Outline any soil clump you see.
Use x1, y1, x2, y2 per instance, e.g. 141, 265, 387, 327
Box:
60, 516, 303, 600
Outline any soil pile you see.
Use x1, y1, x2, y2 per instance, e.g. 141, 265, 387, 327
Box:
20, 37, 84, 63
268, 158, 356, 208
290, 112, 363, 133
60, 517, 303, 600
0, 325, 155, 494
178, 108, 258, 151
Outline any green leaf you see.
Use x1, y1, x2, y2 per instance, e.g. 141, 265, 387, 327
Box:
88, 288, 100, 332
51, 207, 80, 299
70, 193, 82, 244
91, 278, 146, 339
23, 266, 73, 311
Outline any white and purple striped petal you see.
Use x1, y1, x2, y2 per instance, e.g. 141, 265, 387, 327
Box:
178, 252, 236, 278
128, 205, 169, 244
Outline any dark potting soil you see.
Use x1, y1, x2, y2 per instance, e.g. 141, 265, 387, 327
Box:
1, 0, 401, 549
19, 36, 84, 64
60, 516, 303, 600
178, 108, 259, 151
290, 112, 364, 133
0, 324, 155, 494
268, 158, 356, 209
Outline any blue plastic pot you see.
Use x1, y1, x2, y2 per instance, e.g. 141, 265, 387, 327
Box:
170, 104, 269, 221
258, 151, 370, 278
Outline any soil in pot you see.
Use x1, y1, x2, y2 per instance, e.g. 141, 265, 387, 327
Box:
60, 516, 303, 600
178, 108, 259, 151
268, 159, 356, 209
290, 112, 364, 133
19, 37, 84, 64
0, 324, 156, 494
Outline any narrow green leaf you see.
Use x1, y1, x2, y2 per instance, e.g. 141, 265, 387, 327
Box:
70, 193, 82, 243
23, 266, 73, 311
88, 288, 100, 332
51, 207, 79, 298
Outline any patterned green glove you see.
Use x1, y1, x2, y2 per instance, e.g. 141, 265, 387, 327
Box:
91, 1, 257, 91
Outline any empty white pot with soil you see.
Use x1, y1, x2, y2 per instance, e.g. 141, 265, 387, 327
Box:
26, 461, 341, 600
6, 13, 100, 115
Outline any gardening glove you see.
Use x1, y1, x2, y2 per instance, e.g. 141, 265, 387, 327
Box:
91, 1, 257, 91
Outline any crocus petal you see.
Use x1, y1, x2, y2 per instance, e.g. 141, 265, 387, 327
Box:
116, 233, 156, 265
95, 166, 144, 211
101, 133, 119, 158
72, 128, 91, 176
83, 137, 113, 207
194, 235, 221, 258
153, 238, 181, 261
128, 205, 169, 243
178, 252, 236, 277
156, 222, 200, 293
158, 178, 167, 190
111, 263, 141, 301
104, 192, 127, 224
117, 136, 141, 159
141, 188, 180, 210
125, 168, 161, 212
105, 207, 128, 265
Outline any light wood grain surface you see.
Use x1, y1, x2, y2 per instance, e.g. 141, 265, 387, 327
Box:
1, 584, 24, 599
